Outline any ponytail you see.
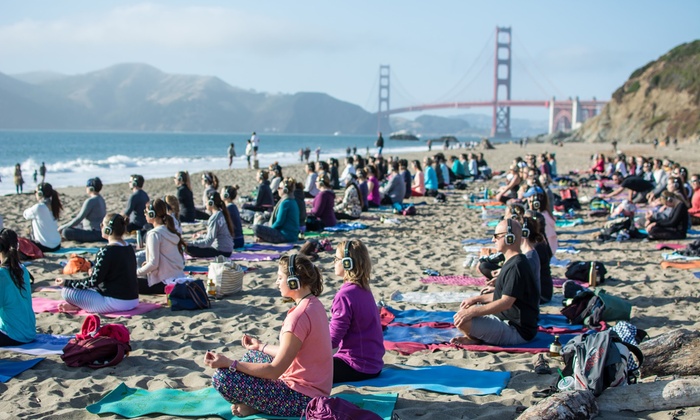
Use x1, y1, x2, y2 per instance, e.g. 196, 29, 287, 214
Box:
50, 190, 63, 219
0, 229, 28, 295
210, 192, 235, 236
152, 199, 187, 254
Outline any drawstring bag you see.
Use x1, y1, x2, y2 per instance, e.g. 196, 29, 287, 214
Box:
61, 315, 131, 369
304, 396, 381, 420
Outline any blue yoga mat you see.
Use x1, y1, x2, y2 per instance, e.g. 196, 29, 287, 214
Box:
461, 238, 493, 245
324, 222, 368, 232
46, 247, 100, 255
384, 325, 462, 344
0, 358, 44, 383
339, 364, 511, 396
0, 334, 71, 356
385, 307, 583, 331
87, 382, 397, 420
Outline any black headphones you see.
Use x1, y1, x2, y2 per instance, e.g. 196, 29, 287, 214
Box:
287, 254, 300, 290
531, 194, 541, 210
522, 218, 530, 239
258, 171, 265, 181
36, 184, 45, 197
130, 175, 139, 188
87, 179, 96, 192
341, 240, 354, 271
103, 214, 120, 235
505, 218, 516, 245
176, 172, 185, 182
208, 193, 216, 208
147, 202, 156, 219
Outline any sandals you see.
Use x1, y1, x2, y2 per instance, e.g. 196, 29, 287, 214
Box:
533, 354, 551, 375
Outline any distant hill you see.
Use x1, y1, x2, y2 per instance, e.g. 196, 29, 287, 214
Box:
571, 40, 700, 143
391, 112, 548, 138
1, 63, 376, 134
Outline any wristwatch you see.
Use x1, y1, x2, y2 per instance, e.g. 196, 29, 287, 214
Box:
229, 360, 238, 372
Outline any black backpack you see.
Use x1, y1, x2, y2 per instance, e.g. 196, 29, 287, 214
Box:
565, 261, 607, 284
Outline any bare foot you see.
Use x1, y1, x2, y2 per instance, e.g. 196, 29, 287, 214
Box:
231, 403, 259, 417
58, 302, 80, 313
450, 335, 482, 345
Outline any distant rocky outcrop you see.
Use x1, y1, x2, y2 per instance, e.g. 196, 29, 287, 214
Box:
571, 40, 700, 143
0, 63, 376, 134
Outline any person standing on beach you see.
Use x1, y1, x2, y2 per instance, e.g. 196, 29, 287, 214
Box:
451, 219, 539, 346
13, 164, 23, 194
315, 147, 321, 162
33, 170, 37, 184
250, 132, 260, 157
375, 132, 384, 156
228, 143, 236, 168
245, 140, 253, 169
304, 147, 311, 163
39, 162, 46, 183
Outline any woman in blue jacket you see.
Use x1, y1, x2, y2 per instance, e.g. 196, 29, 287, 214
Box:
253, 178, 300, 243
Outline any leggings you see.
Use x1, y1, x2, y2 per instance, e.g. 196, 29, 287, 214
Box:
31, 240, 60, 253
211, 350, 311, 417
185, 246, 232, 258
62, 228, 106, 243
647, 226, 686, 240
62, 288, 138, 313
332, 357, 381, 384
138, 278, 165, 295
0, 330, 26, 347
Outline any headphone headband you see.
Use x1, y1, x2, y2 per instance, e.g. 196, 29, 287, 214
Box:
522, 218, 530, 239
147, 202, 156, 219
505, 219, 516, 245
103, 214, 121, 236
287, 254, 300, 290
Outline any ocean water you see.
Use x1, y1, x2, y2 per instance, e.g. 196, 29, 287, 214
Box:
0, 131, 456, 196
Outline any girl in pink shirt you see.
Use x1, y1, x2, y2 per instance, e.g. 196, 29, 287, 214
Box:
204, 254, 332, 417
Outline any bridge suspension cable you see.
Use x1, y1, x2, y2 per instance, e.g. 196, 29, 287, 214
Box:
513, 37, 564, 98
429, 30, 495, 104
390, 69, 420, 108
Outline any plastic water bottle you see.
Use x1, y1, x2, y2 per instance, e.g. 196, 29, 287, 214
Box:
483, 187, 489, 200
481, 206, 488, 219
469, 193, 476, 203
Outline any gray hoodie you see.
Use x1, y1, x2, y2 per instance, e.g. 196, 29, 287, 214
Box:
189, 211, 234, 253
137, 225, 186, 286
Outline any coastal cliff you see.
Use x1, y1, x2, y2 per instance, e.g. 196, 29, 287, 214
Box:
572, 40, 700, 143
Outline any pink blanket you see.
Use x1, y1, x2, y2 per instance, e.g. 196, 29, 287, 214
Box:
32, 297, 161, 318
186, 252, 280, 262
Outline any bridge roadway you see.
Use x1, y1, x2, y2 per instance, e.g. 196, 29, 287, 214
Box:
380, 99, 608, 116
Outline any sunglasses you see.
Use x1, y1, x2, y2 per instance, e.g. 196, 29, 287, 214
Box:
493, 232, 507, 240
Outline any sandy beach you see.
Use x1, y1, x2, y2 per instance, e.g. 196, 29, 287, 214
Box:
1, 140, 699, 419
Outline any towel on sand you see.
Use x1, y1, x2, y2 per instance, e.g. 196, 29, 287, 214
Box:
46, 247, 100, 255
339, 364, 511, 396
661, 260, 700, 269
390, 291, 479, 304
0, 334, 71, 356
0, 358, 44, 383
32, 297, 161, 318
87, 382, 398, 420
420, 275, 487, 286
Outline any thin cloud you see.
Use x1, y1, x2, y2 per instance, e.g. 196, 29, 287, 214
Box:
0, 4, 350, 57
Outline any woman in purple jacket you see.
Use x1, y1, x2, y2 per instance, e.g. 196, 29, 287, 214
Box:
330, 239, 384, 383
306, 172, 337, 232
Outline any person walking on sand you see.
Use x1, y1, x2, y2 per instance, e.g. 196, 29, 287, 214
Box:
315, 147, 321, 162
245, 140, 253, 169
13, 164, 23, 194
375, 132, 384, 156
227, 143, 236, 168
39, 162, 46, 183
33, 170, 37, 184
250, 132, 260, 157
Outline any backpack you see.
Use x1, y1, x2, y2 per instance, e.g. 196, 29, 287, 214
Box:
169, 279, 211, 311
304, 396, 381, 420
17, 237, 44, 260
565, 261, 607, 284
63, 254, 92, 275
560, 288, 632, 327
561, 329, 644, 396
61, 315, 131, 369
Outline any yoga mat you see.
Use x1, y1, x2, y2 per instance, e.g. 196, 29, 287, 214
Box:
460, 238, 493, 245
655, 243, 686, 251
32, 297, 162, 318
0, 334, 70, 355
242, 243, 295, 252
390, 291, 479, 305
558, 239, 583, 244
46, 247, 100, 255
550, 257, 571, 268
381, 307, 456, 326
555, 218, 585, 228
552, 277, 588, 288
0, 358, 44, 383
556, 246, 580, 254
694, 272, 700, 279
384, 325, 463, 344
229, 252, 281, 262
662, 253, 700, 261
559, 228, 600, 235
339, 364, 511, 396
661, 260, 700, 269
420, 275, 487, 286
464, 204, 506, 210
87, 382, 398, 420
324, 222, 368, 232
184, 265, 209, 274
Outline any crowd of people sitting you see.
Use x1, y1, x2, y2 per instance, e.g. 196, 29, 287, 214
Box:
2, 142, 698, 418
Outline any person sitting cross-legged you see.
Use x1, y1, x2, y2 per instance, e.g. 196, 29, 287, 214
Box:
451, 219, 539, 346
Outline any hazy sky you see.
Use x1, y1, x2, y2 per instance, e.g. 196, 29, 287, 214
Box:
1, 1, 699, 119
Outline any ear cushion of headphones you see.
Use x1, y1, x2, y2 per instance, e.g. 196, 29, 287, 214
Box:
208, 198, 215, 207
103, 215, 119, 235
147, 206, 156, 219
532, 199, 541, 210
522, 220, 530, 239
505, 219, 516, 245
287, 254, 300, 290
341, 240, 354, 271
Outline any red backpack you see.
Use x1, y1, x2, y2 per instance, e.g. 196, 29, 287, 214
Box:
61, 315, 131, 369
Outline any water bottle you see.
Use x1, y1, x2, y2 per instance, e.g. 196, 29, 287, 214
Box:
136, 230, 143, 248
483, 187, 489, 200
481, 206, 488, 220
469, 193, 476, 203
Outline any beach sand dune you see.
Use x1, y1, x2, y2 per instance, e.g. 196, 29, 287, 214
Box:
1, 142, 699, 419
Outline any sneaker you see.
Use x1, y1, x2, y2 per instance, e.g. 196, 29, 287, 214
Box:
533, 354, 551, 374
